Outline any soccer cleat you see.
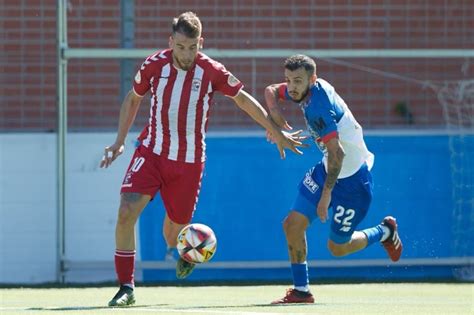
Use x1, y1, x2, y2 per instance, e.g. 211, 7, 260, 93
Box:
381, 216, 403, 262
108, 285, 135, 307
271, 288, 315, 304
176, 257, 196, 279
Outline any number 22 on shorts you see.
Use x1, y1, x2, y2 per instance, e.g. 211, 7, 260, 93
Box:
334, 205, 355, 232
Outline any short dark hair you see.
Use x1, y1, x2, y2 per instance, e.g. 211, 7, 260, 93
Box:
284, 54, 316, 76
172, 11, 202, 38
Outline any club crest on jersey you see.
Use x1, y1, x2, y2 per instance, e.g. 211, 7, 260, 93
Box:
227, 74, 240, 87
135, 71, 141, 84
192, 78, 201, 91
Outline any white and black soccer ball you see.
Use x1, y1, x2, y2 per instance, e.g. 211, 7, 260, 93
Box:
176, 223, 217, 264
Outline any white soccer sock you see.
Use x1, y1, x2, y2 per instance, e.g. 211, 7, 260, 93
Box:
294, 285, 310, 292
380, 225, 391, 242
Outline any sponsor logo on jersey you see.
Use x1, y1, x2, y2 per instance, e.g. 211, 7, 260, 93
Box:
303, 172, 319, 193
227, 74, 240, 87
192, 78, 201, 91
135, 71, 141, 84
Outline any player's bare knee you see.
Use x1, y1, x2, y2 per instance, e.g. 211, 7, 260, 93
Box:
117, 203, 137, 226
282, 216, 296, 235
327, 241, 349, 257
117, 193, 143, 226
283, 213, 306, 236
282, 217, 290, 234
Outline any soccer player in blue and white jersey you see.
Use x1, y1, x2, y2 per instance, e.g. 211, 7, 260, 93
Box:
265, 55, 403, 304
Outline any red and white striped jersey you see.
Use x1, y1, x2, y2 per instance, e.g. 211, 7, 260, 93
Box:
133, 49, 243, 163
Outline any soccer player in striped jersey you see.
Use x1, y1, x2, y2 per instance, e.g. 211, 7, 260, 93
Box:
100, 12, 304, 307
265, 55, 403, 304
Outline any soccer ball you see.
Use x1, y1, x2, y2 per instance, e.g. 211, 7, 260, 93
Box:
176, 223, 217, 264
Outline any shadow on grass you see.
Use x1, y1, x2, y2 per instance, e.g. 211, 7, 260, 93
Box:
27, 304, 169, 311
173, 302, 320, 310
26, 302, 320, 312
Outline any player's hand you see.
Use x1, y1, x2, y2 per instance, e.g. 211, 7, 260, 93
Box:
266, 129, 306, 143
284, 129, 309, 142
271, 130, 309, 159
100, 142, 125, 168
266, 116, 293, 144
317, 190, 331, 223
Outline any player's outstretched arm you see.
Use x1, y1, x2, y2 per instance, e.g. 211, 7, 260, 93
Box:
231, 89, 304, 159
100, 90, 143, 168
264, 83, 292, 130
263, 83, 309, 145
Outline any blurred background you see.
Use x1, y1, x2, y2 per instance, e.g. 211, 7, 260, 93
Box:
0, 0, 472, 284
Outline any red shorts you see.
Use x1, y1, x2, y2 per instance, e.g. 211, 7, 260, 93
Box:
120, 145, 204, 224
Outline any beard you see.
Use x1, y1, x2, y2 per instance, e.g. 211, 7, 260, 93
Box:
178, 61, 192, 70
290, 86, 310, 102
173, 54, 193, 70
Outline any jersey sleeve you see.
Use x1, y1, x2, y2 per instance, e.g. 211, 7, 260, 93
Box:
212, 63, 244, 97
132, 56, 153, 97
277, 83, 291, 101
317, 120, 338, 143
310, 100, 338, 144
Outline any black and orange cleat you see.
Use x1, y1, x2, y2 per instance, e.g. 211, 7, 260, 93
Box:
381, 216, 403, 262
271, 288, 315, 304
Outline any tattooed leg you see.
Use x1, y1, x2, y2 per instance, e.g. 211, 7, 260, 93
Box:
283, 211, 309, 263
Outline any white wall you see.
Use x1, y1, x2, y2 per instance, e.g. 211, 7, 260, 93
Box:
0, 133, 140, 283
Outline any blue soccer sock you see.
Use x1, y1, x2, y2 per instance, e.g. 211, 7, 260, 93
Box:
291, 262, 309, 292
362, 225, 388, 246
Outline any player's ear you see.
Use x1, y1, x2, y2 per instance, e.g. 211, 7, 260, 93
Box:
168, 36, 173, 49
310, 73, 317, 84
199, 37, 204, 49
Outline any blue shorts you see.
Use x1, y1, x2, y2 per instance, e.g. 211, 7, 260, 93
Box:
291, 162, 373, 244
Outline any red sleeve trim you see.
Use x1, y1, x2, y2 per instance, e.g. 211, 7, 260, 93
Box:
132, 87, 146, 97
320, 131, 338, 143
278, 84, 287, 100
227, 84, 244, 98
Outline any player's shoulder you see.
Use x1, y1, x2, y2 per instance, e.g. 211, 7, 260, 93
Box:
312, 78, 336, 104
196, 52, 226, 72
316, 78, 335, 94
141, 49, 172, 70
307, 79, 334, 110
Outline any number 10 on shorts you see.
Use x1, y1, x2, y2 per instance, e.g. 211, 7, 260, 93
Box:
130, 157, 145, 172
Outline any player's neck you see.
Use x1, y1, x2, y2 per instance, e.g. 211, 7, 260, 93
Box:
171, 55, 196, 71
172, 62, 195, 71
